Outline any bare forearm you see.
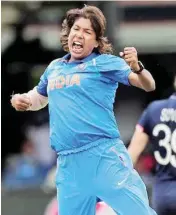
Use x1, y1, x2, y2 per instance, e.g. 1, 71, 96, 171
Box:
137, 69, 155, 92
128, 144, 145, 165
128, 128, 149, 165
122, 46, 156, 92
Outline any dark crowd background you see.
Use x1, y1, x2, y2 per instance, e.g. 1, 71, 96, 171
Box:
1, 1, 176, 215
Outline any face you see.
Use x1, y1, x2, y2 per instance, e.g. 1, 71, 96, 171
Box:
68, 17, 98, 62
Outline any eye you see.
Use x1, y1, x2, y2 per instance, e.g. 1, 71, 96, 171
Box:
86, 31, 91, 35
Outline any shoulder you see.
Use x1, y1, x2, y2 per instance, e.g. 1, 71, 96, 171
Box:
95, 54, 128, 68
41, 58, 63, 78
146, 99, 167, 113
48, 58, 62, 69
95, 54, 122, 62
150, 99, 168, 108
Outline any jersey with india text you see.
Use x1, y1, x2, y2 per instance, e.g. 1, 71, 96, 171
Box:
36, 52, 132, 154
138, 93, 176, 182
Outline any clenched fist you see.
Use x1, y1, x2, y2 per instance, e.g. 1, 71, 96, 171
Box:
11, 93, 32, 111
120, 47, 140, 71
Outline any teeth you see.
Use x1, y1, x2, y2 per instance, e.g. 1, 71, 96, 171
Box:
74, 41, 82, 45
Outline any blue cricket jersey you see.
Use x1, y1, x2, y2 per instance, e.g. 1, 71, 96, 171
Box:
37, 52, 132, 154
138, 93, 176, 182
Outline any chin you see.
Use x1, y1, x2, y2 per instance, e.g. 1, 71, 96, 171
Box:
71, 52, 85, 60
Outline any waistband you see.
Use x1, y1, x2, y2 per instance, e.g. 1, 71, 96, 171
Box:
57, 137, 120, 156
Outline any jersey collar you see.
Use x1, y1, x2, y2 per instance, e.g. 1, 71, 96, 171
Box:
62, 52, 99, 63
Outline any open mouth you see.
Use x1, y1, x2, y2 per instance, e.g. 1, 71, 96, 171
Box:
72, 41, 83, 53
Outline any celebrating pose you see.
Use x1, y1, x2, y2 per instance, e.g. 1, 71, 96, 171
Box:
11, 5, 157, 215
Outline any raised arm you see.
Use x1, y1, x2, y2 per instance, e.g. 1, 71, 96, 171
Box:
120, 47, 156, 92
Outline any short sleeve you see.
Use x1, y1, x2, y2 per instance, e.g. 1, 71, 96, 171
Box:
36, 58, 61, 97
36, 67, 48, 97
95, 54, 132, 85
138, 105, 151, 135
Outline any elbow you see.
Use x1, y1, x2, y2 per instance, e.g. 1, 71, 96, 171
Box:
144, 80, 156, 92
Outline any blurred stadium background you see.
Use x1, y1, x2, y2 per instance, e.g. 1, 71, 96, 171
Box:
1, 1, 176, 215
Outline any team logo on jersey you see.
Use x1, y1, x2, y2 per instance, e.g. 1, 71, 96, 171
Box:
48, 74, 80, 90
77, 63, 87, 71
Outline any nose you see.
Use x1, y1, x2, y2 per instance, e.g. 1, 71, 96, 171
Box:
76, 31, 83, 39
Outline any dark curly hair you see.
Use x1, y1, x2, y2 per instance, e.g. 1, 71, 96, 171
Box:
60, 5, 113, 54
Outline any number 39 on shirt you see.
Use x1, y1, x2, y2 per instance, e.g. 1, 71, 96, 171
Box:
152, 124, 176, 167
